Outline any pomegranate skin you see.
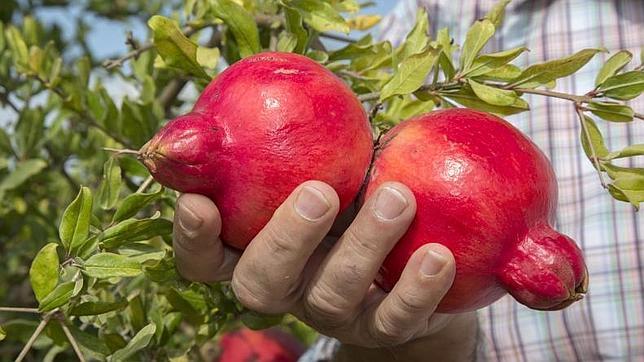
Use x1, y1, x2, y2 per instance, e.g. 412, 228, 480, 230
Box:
366, 109, 587, 313
216, 328, 304, 362
141, 52, 373, 249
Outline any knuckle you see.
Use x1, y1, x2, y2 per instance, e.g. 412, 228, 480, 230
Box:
303, 283, 353, 328
391, 290, 428, 316
371, 312, 414, 346
231, 276, 272, 313
262, 224, 299, 258
344, 226, 382, 259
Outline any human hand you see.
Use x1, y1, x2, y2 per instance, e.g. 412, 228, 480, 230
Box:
173, 181, 457, 347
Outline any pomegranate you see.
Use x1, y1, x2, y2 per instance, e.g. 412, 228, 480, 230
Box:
139, 51, 587, 313
365, 109, 588, 313
216, 327, 304, 362
140, 52, 373, 249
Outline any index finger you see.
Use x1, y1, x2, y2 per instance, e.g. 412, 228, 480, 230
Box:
174, 194, 240, 282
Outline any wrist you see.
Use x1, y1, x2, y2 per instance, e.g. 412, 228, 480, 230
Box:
334, 312, 479, 362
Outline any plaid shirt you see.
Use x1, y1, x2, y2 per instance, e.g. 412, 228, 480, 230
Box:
301, 0, 644, 361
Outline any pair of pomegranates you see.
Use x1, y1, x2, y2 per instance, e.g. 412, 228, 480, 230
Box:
140, 52, 587, 313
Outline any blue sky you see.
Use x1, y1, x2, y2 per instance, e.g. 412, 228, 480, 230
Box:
36, 1, 398, 60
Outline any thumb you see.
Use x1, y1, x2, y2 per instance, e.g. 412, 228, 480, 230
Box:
173, 194, 239, 282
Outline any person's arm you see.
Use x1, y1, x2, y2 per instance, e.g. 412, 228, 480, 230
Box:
334, 312, 478, 362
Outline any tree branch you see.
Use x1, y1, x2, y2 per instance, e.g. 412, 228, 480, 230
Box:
60, 320, 87, 362
0, 307, 39, 313
15, 318, 49, 362
0, 88, 19, 113
576, 105, 608, 188
319, 32, 356, 43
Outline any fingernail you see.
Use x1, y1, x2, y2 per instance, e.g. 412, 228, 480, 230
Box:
178, 201, 203, 237
420, 248, 448, 276
373, 186, 408, 220
295, 185, 330, 221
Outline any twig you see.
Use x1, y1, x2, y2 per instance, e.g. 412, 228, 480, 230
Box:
60, 320, 87, 362
319, 32, 357, 43
103, 26, 197, 70
0, 307, 39, 313
15, 318, 49, 362
634, 112, 644, 120
102, 147, 140, 156
512, 87, 587, 103
159, 79, 188, 115
136, 175, 155, 193
0, 89, 19, 113
576, 105, 607, 188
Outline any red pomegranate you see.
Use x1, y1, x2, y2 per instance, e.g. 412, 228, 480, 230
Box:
140, 52, 373, 249
365, 109, 588, 313
216, 328, 304, 362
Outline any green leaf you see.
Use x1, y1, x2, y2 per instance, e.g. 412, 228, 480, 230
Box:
380, 46, 440, 101
598, 71, 644, 100
48, 57, 62, 88
510, 48, 603, 88
113, 187, 164, 222
465, 46, 528, 77
196, 46, 219, 70
0, 325, 5, 342
394, 8, 430, 67
15, 107, 44, 158
83, 253, 142, 279
580, 115, 610, 164
70, 325, 111, 358
286, 0, 350, 33
109, 323, 156, 362
0, 128, 13, 155
59, 186, 93, 253
99, 218, 173, 249
39, 281, 74, 312
128, 295, 146, 331
211, 0, 261, 58
241, 310, 284, 330
143, 255, 179, 283
473, 63, 521, 82
586, 101, 634, 123
76, 56, 91, 88
284, 7, 309, 54
148, 15, 210, 79
607, 144, 644, 160
443, 87, 529, 115
29, 243, 59, 303
98, 158, 122, 210
0, 159, 47, 199
69, 299, 128, 316
468, 79, 519, 106
0, 23, 4, 52
5, 26, 29, 72
277, 32, 298, 53
484, 0, 511, 28
595, 50, 633, 86
459, 19, 495, 72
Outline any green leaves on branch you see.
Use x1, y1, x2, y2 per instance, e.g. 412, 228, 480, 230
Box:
211, 0, 261, 58
595, 50, 632, 86
460, 19, 495, 72
148, 16, 212, 79
99, 218, 173, 249
59, 186, 93, 255
0, 159, 47, 201
285, 0, 350, 33
29, 243, 60, 302
109, 323, 156, 361
586, 101, 634, 123
83, 253, 142, 279
508, 48, 604, 88
380, 46, 440, 101
598, 71, 644, 100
